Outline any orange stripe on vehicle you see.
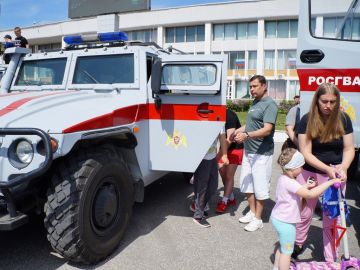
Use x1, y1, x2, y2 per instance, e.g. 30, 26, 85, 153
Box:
63, 103, 226, 133
0, 91, 75, 117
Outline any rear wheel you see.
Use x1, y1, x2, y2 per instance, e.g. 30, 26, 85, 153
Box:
44, 145, 133, 264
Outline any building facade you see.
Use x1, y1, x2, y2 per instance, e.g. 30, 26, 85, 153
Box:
0, 0, 355, 100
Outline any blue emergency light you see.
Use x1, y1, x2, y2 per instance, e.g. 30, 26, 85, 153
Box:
98, 32, 128, 42
63, 32, 128, 45
63, 35, 84, 45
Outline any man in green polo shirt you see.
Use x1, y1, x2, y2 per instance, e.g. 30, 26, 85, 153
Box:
233, 75, 278, 232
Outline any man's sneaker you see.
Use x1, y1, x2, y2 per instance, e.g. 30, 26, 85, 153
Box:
228, 199, 236, 206
192, 217, 211, 228
215, 201, 227, 213
189, 202, 210, 216
244, 218, 263, 232
291, 244, 304, 260
238, 210, 255, 223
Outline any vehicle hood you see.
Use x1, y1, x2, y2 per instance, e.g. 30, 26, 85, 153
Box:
0, 90, 138, 133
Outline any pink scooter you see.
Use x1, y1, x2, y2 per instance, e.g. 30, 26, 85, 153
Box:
290, 183, 360, 270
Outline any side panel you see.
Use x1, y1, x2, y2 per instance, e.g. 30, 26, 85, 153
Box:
148, 55, 227, 172
297, 0, 360, 148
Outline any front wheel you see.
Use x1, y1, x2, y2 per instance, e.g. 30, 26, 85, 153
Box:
44, 145, 133, 264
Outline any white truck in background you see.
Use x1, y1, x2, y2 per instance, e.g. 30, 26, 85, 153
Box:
297, 0, 360, 180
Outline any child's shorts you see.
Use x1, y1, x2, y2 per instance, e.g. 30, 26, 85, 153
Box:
271, 217, 296, 255
218, 148, 243, 165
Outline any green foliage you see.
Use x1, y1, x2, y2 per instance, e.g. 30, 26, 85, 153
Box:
226, 99, 253, 112
236, 111, 286, 131
278, 100, 296, 114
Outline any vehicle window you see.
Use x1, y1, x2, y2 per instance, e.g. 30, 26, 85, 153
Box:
73, 54, 134, 84
161, 64, 216, 86
15, 58, 67, 86
310, 0, 360, 40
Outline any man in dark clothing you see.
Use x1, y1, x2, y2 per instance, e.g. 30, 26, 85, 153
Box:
14, 27, 29, 48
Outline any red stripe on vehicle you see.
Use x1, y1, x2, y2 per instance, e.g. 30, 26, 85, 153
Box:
298, 69, 360, 92
63, 103, 226, 133
0, 91, 75, 117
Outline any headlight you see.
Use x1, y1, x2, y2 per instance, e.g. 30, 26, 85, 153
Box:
16, 140, 34, 164
8, 139, 34, 169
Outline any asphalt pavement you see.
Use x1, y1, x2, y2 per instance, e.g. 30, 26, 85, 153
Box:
0, 140, 359, 270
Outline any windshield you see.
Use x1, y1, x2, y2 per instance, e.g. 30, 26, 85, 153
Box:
15, 58, 67, 86
72, 54, 134, 84
311, 0, 360, 40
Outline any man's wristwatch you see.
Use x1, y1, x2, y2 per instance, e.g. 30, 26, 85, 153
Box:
244, 131, 250, 139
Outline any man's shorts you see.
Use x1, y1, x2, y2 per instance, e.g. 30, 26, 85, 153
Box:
271, 217, 296, 255
218, 148, 243, 165
239, 151, 273, 200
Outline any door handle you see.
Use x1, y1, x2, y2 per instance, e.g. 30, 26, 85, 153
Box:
197, 109, 214, 114
300, 50, 325, 63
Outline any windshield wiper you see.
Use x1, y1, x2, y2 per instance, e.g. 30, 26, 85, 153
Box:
81, 70, 99, 84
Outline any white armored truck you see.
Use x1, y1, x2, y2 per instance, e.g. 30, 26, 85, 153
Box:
0, 32, 227, 263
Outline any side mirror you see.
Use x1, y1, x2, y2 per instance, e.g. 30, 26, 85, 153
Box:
151, 58, 162, 94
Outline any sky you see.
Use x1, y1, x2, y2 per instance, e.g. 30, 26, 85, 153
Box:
0, 0, 236, 31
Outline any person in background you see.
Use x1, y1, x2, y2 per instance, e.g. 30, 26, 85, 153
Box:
271, 147, 342, 270
284, 95, 300, 148
2, 34, 14, 64
233, 75, 278, 232
216, 109, 244, 213
293, 83, 355, 262
14, 27, 29, 48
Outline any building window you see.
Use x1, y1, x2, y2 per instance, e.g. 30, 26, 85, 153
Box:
264, 50, 275, 70
289, 80, 300, 99
165, 25, 205, 43
224, 23, 237, 40
235, 80, 250, 99
213, 22, 258, 40
248, 51, 257, 70
127, 29, 157, 43
265, 19, 298, 38
277, 50, 296, 70
267, 80, 286, 100
37, 43, 62, 52
226, 51, 245, 69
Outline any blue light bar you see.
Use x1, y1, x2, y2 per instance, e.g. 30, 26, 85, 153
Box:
98, 32, 128, 42
63, 35, 84, 45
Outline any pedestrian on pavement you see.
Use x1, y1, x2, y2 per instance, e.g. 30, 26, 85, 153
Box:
216, 108, 244, 213
283, 94, 300, 149
14, 27, 29, 48
293, 83, 355, 262
271, 147, 343, 270
2, 34, 14, 64
191, 128, 229, 228
233, 75, 278, 232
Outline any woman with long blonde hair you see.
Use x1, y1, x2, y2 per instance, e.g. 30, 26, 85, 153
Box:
292, 83, 355, 262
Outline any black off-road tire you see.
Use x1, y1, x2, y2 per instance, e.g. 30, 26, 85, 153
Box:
44, 145, 133, 264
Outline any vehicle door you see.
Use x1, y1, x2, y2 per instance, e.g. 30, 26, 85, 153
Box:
297, 0, 360, 148
149, 54, 227, 172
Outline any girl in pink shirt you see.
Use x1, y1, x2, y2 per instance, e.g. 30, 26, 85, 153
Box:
271, 148, 342, 270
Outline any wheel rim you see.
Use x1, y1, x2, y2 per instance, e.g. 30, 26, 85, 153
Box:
91, 177, 120, 236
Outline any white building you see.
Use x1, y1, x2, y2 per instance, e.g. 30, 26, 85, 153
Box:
0, 0, 353, 100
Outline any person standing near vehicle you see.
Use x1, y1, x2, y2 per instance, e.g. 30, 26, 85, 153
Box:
293, 83, 355, 262
192, 128, 229, 228
271, 147, 342, 270
216, 109, 244, 213
284, 94, 300, 149
233, 75, 278, 232
14, 27, 29, 48
2, 34, 14, 64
